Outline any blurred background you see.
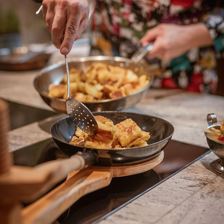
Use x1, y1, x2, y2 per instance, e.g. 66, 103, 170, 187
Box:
0, 0, 223, 96
0, 0, 49, 48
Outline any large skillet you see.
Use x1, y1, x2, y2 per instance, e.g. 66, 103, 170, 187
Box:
51, 112, 174, 167
34, 56, 153, 112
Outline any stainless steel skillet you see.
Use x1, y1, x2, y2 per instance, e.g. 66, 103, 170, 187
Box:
34, 55, 153, 112
51, 112, 174, 167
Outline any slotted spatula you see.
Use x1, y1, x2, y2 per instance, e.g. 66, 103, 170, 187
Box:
64, 55, 98, 135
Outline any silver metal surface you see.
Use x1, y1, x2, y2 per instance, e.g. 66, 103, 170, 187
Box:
210, 159, 224, 174
205, 113, 224, 174
35, 5, 43, 15
65, 55, 98, 135
34, 56, 152, 112
207, 113, 218, 127
65, 55, 71, 99
131, 44, 154, 63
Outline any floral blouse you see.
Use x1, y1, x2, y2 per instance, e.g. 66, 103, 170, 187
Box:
92, 0, 224, 93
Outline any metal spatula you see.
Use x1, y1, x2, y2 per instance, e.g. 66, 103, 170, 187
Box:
131, 44, 154, 63
65, 55, 98, 135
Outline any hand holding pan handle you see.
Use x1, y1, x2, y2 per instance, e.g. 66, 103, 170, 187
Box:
131, 43, 154, 63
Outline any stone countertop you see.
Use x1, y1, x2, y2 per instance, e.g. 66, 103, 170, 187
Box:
0, 69, 224, 224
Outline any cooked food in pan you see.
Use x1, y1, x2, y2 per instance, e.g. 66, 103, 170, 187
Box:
206, 120, 224, 143
48, 63, 149, 102
70, 115, 150, 149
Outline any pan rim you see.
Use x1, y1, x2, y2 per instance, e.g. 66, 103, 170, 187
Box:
51, 111, 174, 152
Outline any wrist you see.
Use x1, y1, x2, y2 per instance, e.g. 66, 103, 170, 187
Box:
187, 24, 212, 49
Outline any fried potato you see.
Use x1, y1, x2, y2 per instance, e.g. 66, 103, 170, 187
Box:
70, 116, 150, 149
85, 140, 112, 149
115, 119, 143, 147
127, 131, 150, 147
49, 84, 66, 98
95, 115, 114, 131
85, 83, 103, 99
48, 63, 149, 102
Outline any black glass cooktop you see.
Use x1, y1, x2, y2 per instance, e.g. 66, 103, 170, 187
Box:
13, 139, 209, 224
5, 99, 55, 130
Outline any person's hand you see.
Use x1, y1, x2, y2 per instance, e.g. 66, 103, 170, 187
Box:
141, 24, 212, 62
42, 0, 91, 55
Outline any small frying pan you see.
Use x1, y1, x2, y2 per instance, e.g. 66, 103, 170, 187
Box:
51, 112, 174, 168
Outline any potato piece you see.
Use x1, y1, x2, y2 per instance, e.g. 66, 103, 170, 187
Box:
130, 140, 148, 147
75, 92, 87, 102
139, 75, 148, 85
84, 95, 95, 102
127, 131, 150, 147
127, 130, 150, 147
48, 84, 66, 98
70, 136, 85, 146
95, 115, 115, 133
115, 119, 143, 147
93, 130, 114, 144
220, 121, 224, 134
85, 140, 112, 149
97, 70, 111, 84
125, 70, 138, 83
70, 82, 78, 95
71, 127, 88, 146
62, 68, 80, 83
77, 82, 86, 92
103, 84, 114, 95
75, 127, 89, 139
85, 83, 103, 99
109, 89, 125, 99
111, 137, 122, 148
120, 83, 133, 95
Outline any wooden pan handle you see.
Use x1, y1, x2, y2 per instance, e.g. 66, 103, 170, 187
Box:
0, 152, 96, 201
22, 168, 112, 224
31, 152, 96, 198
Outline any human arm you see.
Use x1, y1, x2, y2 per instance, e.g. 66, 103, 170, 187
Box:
141, 1, 224, 62
141, 23, 212, 62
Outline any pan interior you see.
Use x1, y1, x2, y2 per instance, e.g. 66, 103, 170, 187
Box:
51, 112, 174, 164
35, 57, 151, 95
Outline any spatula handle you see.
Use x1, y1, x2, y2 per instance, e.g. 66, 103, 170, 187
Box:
131, 43, 154, 62
65, 55, 71, 99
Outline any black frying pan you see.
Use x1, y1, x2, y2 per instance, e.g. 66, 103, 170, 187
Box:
51, 112, 174, 167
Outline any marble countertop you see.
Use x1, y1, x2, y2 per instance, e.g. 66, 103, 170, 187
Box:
0, 69, 224, 224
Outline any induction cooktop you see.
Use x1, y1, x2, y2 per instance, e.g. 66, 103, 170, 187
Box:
13, 138, 209, 224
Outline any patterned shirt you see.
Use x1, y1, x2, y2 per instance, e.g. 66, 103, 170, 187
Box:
92, 0, 224, 93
